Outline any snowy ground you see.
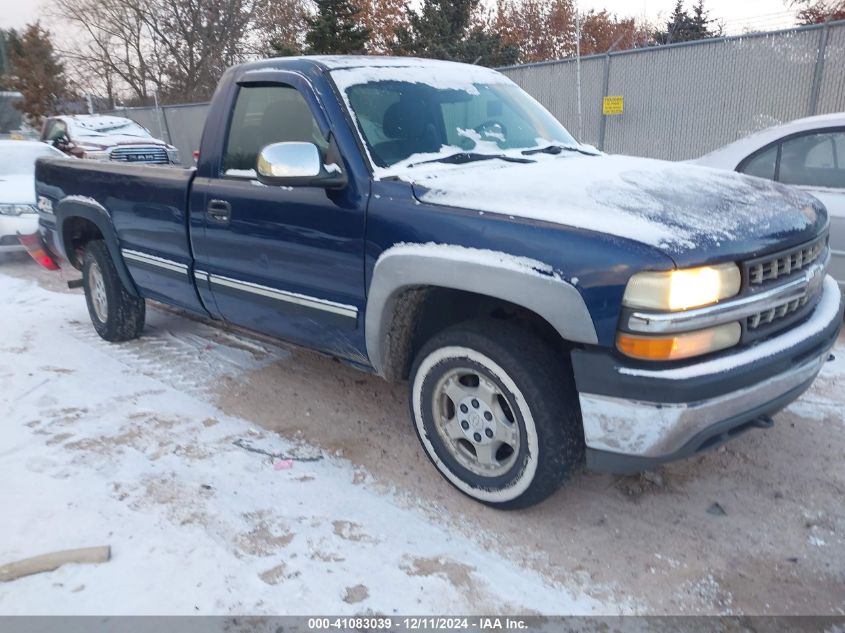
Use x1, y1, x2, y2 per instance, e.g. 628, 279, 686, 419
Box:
0, 257, 843, 615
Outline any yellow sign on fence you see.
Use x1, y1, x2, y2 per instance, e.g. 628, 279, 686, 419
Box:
602, 96, 624, 115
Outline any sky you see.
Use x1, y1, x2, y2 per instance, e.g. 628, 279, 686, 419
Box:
0, 0, 799, 35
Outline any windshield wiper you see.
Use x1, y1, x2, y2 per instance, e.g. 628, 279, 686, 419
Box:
522, 144, 598, 157
408, 152, 533, 168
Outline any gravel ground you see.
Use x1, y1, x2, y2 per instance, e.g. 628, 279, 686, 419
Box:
2, 255, 843, 615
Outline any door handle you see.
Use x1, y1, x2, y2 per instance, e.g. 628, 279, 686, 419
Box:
207, 199, 231, 223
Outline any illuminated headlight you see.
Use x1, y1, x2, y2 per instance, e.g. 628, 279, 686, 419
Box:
166, 148, 181, 165
0, 204, 37, 216
617, 323, 741, 361
623, 263, 742, 311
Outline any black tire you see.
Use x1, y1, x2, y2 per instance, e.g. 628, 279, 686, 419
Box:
409, 319, 584, 509
82, 240, 145, 342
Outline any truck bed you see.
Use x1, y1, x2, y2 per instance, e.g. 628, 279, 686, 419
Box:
36, 158, 203, 313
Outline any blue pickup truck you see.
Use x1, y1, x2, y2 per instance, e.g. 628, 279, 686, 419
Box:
33, 56, 843, 508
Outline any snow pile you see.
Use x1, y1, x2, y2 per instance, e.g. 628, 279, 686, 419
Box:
0, 272, 613, 615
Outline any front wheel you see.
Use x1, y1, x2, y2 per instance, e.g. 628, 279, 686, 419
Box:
409, 320, 584, 509
82, 240, 145, 342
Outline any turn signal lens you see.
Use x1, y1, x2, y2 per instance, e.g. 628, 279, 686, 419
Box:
623, 263, 742, 311
17, 233, 60, 271
617, 322, 741, 361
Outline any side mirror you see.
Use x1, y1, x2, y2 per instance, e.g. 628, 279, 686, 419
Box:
256, 142, 347, 189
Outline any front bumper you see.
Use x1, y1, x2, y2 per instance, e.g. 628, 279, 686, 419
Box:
573, 275, 844, 474
0, 214, 39, 253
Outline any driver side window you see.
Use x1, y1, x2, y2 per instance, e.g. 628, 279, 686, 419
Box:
222, 84, 326, 175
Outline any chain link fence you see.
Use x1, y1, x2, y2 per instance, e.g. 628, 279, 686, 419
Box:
102, 20, 845, 164
501, 19, 845, 160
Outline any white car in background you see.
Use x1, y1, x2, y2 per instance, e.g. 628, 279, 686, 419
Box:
41, 114, 180, 165
0, 141, 66, 254
695, 113, 844, 289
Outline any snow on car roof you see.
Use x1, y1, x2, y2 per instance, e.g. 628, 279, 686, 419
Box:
695, 111, 845, 169
329, 60, 511, 94
0, 139, 60, 151
262, 54, 504, 72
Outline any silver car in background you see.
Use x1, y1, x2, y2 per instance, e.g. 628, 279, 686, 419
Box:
695, 113, 844, 290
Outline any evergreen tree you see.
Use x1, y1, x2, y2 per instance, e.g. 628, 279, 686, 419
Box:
653, 0, 720, 45
393, 0, 517, 66
690, 0, 722, 38
7, 24, 67, 126
305, 0, 371, 54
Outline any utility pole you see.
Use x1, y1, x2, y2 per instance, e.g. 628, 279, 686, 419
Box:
575, 6, 583, 142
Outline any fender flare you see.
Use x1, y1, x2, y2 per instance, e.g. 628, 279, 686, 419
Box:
54, 197, 140, 297
365, 243, 598, 378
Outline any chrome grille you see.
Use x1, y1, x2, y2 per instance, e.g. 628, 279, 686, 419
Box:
747, 296, 810, 330
747, 238, 825, 285
742, 233, 829, 335
110, 146, 169, 164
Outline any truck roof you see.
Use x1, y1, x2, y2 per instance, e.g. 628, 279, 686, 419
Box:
236, 54, 504, 77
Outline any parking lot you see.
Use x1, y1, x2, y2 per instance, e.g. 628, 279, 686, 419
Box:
1, 255, 843, 615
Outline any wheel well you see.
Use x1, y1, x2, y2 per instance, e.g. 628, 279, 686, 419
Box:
62, 217, 104, 269
382, 286, 570, 382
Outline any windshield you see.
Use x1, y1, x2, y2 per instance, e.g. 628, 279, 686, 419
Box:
0, 143, 62, 176
334, 72, 578, 170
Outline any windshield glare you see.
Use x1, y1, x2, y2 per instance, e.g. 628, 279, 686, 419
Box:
341, 80, 578, 169
0, 144, 60, 176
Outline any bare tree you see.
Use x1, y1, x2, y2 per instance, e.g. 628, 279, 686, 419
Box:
51, 0, 160, 104
791, 0, 845, 23
52, 0, 269, 105
137, 0, 266, 102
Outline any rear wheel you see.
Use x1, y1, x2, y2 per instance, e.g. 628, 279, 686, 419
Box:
82, 240, 145, 342
409, 320, 584, 509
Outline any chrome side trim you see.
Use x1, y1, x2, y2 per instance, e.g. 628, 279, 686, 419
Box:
208, 274, 357, 319
627, 252, 829, 334
121, 249, 188, 275
194, 270, 209, 282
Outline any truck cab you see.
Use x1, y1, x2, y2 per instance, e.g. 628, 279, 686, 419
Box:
33, 56, 844, 508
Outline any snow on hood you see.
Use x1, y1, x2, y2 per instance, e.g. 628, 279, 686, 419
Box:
0, 174, 36, 204
403, 153, 825, 261
64, 116, 171, 149
73, 134, 171, 149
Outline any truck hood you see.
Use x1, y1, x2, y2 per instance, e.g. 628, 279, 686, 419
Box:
405, 153, 827, 268
73, 135, 172, 150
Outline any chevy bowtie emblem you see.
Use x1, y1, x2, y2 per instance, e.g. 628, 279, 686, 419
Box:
806, 262, 825, 296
